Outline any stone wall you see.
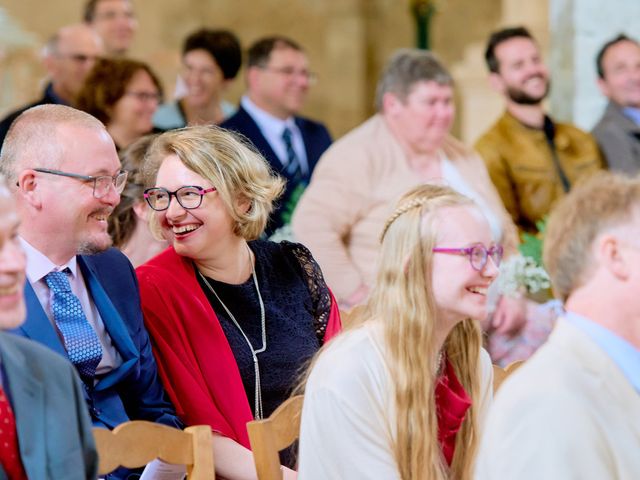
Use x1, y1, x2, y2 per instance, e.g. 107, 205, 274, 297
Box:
0, 0, 516, 140
550, 0, 640, 130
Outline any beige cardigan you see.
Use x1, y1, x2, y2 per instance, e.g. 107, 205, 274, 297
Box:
292, 114, 517, 303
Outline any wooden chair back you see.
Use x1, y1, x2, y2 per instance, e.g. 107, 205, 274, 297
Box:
247, 395, 304, 480
93, 421, 214, 479
493, 360, 525, 392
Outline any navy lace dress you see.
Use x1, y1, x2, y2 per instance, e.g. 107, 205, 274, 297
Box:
196, 240, 331, 421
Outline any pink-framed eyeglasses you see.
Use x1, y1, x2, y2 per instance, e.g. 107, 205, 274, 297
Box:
432, 244, 503, 271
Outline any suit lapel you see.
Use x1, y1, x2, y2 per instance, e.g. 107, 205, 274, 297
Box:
237, 107, 283, 174
14, 283, 67, 357
606, 102, 640, 135
296, 117, 314, 172
78, 256, 138, 391
0, 334, 45, 480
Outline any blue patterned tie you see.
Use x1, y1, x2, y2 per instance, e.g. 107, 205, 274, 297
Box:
282, 127, 303, 182
44, 269, 103, 379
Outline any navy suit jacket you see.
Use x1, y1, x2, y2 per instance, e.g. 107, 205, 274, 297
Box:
221, 106, 332, 234
0, 332, 97, 480
10, 248, 181, 432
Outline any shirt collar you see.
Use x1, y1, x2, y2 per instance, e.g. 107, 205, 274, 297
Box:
19, 237, 78, 283
622, 106, 640, 126
564, 310, 640, 393
241, 95, 296, 137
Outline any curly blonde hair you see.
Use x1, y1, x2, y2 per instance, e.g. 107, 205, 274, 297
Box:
143, 125, 285, 240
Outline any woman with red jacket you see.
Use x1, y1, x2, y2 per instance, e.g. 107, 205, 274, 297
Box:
136, 125, 340, 480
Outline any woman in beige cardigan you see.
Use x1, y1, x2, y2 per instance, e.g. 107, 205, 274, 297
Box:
293, 49, 524, 335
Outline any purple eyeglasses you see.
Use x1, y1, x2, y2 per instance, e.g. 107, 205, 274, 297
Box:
432, 244, 503, 271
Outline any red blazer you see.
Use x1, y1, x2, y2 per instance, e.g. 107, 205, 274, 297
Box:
136, 247, 341, 447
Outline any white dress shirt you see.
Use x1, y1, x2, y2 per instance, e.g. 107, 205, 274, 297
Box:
20, 237, 121, 376
240, 95, 309, 174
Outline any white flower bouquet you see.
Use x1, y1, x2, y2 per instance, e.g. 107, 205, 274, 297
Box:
497, 253, 551, 298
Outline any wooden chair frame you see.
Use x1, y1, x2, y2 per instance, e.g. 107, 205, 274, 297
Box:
93, 420, 214, 479
493, 360, 525, 392
247, 395, 304, 480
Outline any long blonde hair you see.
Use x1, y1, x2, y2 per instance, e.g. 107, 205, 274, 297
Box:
351, 184, 483, 479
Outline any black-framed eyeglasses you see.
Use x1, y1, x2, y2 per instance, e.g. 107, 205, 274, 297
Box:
143, 186, 216, 211
432, 244, 504, 271
34, 168, 128, 199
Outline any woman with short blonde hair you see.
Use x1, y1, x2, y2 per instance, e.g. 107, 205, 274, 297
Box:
143, 126, 280, 240
299, 184, 495, 480
137, 125, 341, 480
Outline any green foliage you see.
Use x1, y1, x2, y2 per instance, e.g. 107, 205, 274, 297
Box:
518, 218, 547, 267
280, 182, 307, 226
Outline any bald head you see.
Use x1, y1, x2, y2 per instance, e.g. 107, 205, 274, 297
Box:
0, 104, 108, 183
43, 24, 103, 104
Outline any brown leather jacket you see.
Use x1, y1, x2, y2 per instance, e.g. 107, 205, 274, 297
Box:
475, 111, 603, 233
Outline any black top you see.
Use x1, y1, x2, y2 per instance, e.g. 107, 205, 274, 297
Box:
196, 240, 331, 420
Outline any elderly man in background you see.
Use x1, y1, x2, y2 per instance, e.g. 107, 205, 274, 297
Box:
475, 26, 602, 234
0, 23, 103, 146
292, 49, 520, 334
592, 34, 640, 174
0, 177, 97, 479
1, 104, 181, 479
477, 171, 640, 479
84, 0, 137, 57
221, 35, 332, 235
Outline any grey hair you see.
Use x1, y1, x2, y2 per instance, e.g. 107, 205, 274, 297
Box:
375, 48, 453, 111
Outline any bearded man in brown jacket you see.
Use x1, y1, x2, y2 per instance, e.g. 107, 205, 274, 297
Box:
475, 27, 603, 234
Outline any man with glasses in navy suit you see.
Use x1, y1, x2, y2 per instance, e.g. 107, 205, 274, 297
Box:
0, 104, 181, 479
221, 35, 332, 235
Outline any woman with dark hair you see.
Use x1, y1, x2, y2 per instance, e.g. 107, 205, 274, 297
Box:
76, 57, 163, 150
154, 29, 242, 128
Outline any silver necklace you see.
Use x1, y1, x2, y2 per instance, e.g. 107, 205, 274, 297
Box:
197, 246, 267, 419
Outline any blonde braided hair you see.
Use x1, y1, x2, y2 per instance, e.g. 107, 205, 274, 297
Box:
380, 196, 430, 243
374, 184, 482, 479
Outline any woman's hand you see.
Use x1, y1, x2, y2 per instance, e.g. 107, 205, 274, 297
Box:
491, 295, 527, 336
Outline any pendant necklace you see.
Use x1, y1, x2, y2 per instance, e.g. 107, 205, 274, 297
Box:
198, 245, 267, 419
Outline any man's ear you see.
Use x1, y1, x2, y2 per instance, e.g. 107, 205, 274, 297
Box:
488, 72, 505, 94
246, 66, 261, 91
42, 53, 56, 78
596, 77, 611, 98
17, 169, 43, 208
598, 234, 629, 280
